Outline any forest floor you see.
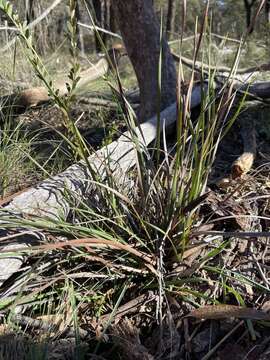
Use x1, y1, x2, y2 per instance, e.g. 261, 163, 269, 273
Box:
1, 39, 270, 360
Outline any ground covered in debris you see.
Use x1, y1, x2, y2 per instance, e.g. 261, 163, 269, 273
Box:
1, 95, 270, 360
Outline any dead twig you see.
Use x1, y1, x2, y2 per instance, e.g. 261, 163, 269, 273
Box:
169, 33, 242, 45
0, 237, 156, 266
172, 51, 270, 75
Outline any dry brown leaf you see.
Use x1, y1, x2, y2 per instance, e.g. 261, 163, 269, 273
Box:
188, 305, 270, 320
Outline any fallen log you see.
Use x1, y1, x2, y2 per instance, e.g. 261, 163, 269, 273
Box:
0, 45, 124, 114
0, 57, 109, 113
241, 81, 270, 99
173, 51, 270, 101
0, 85, 203, 286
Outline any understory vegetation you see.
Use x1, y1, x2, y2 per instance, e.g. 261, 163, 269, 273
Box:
1, 1, 270, 359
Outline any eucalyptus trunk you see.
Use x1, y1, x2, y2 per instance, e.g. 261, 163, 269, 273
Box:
112, 0, 177, 121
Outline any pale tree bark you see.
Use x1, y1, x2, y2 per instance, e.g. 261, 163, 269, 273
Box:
112, 0, 177, 121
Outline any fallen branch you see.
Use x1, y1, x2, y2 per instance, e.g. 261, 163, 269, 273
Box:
0, 85, 203, 286
0, 57, 109, 113
10, 314, 89, 339
209, 33, 242, 44
173, 51, 270, 100
169, 33, 242, 45
77, 22, 122, 40
0, 26, 17, 31
242, 81, 270, 99
99, 292, 158, 325
0, 44, 126, 115
172, 51, 270, 76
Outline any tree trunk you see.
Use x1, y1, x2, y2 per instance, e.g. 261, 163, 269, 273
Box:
243, 0, 256, 33
109, 1, 117, 34
166, 0, 177, 40
266, 0, 270, 24
112, 0, 176, 121
92, 0, 110, 52
25, 0, 34, 24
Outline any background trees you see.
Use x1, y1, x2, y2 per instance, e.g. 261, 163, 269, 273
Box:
166, 0, 177, 39
1, 0, 269, 55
